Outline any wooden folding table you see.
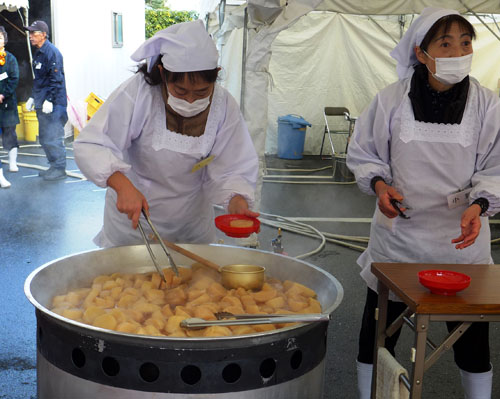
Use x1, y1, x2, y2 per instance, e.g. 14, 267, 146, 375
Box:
371, 263, 500, 398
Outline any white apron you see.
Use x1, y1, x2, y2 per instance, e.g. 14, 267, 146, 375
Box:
358, 82, 492, 300
95, 86, 224, 248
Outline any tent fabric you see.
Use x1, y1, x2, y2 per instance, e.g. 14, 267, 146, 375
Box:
218, 11, 500, 155
207, 0, 500, 211
266, 12, 399, 155
0, 1, 28, 11
237, 0, 322, 212
265, 12, 500, 154
203, 0, 500, 17
311, 0, 500, 14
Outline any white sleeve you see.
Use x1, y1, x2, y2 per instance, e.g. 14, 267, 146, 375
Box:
203, 91, 258, 210
73, 76, 145, 187
470, 88, 500, 217
346, 87, 397, 195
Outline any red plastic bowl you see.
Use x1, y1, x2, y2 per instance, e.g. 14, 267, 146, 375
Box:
214, 214, 260, 238
418, 270, 471, 296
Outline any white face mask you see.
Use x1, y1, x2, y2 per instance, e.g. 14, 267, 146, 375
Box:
423, 51, 473, 85
167, 89, 211, 118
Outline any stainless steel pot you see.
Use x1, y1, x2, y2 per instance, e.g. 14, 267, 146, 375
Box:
25, 244, 343, 398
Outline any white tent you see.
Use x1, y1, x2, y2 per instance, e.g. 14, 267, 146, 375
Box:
0, 1, 28, 12
315, 1, 500, 14
203, 0, 500, 209
0, 1, 31, 77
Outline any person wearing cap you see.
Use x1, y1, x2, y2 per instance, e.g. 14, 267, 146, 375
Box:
24, 20, 68, 181
0, 25, 20, 188
346, 7, 500, 398
74, 20, 258, 248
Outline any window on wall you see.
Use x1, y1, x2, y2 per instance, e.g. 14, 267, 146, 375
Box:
112, 12, 123, 47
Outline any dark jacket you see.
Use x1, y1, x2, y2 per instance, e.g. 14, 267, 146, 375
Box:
32, 40, 67, 108
0, 51, 20, 127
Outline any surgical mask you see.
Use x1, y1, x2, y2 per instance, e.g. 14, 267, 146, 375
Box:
423, 51, 472, 85
167, 89, 210, 118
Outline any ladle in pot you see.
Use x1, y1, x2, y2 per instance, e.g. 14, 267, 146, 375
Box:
180, 313, 330, 330
161, 240, 265, 291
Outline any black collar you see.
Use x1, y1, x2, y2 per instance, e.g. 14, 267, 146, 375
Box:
408, 64, 469, 124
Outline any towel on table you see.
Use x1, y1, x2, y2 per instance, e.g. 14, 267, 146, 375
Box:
376, 348, 409, 399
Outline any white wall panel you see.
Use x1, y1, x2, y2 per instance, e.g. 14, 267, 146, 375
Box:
51, 0, 145, 104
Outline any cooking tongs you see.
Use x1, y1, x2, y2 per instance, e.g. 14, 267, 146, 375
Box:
137, 209, 179, 280
180, 313, 330, 330
390, 199, 410, 219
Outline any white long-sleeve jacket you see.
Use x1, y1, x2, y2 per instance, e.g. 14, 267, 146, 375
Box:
347, 75, 500, 299
74, 73, 258, 247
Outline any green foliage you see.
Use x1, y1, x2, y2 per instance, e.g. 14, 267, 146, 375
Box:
146, 0, 165, 9
145, 7, 199, 39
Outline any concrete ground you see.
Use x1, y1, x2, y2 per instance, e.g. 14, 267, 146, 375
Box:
0, 143, 499, 398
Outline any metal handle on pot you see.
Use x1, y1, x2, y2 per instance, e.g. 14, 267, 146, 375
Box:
180, 313, 330, 329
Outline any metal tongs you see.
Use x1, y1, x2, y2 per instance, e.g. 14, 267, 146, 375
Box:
390, 199, 411, 219
137, 209, 179, 281
180, 313, 330, 330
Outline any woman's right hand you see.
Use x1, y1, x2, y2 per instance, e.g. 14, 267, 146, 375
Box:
107, 172, 149, 229
374, 180, 405, 219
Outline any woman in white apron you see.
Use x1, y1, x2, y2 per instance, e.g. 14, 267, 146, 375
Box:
74, 20, 258, 247
347, 7, 500, 398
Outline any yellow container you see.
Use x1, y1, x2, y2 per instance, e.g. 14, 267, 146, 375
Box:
74, 127, 80, 138
85, 92, 104, 119
16, 104, 25, 140
23, 111, 39, 142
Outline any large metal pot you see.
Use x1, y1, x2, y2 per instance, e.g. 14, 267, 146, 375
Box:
25, 244, 343, 398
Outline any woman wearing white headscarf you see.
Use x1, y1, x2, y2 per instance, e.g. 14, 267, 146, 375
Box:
347, 7, 500, 398
74, 20, 258, 247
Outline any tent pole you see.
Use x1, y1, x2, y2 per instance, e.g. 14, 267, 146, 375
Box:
19, 7, 34, 79
491, 15, 500, 34
218, 0, 226, 27
240, 6, 248, 113
469, 11, 500, 42
398, 14, 406, 39
0, 13, 25, 36
459, 0, 500, 42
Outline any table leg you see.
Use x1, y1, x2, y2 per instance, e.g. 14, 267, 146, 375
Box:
409, 314, 429, 399
371, 281, 389, 399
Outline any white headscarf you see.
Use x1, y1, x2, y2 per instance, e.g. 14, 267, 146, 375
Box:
390, 7, 460, 80
131, 19, 219, 73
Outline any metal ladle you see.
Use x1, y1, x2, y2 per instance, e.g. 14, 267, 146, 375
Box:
161, 240, 265, 291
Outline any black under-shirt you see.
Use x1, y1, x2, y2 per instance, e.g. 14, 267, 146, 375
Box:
408, 63, 469, 124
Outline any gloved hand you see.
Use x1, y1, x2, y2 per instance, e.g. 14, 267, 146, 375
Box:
42, 100, 53, 114
25, 97, 34, 111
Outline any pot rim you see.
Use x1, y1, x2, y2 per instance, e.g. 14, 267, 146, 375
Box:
24, 244, 344, 342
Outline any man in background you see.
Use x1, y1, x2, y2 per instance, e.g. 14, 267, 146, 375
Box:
24, 20, 68, 181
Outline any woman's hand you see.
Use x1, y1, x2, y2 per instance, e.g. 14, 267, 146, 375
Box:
228, 195, 260, 218
452, 204, 482, 250
374, 180, 405, 218
107, 172, 149, 229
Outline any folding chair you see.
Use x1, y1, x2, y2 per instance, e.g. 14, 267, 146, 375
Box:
319, 107, 356, 159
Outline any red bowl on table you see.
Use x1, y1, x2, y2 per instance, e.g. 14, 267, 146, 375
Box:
215, 214, 260, 238
418, 270, 471, 296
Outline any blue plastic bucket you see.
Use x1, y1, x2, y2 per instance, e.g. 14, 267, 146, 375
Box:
277, 114, 311, 159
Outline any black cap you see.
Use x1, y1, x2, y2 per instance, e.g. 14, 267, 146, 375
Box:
24, 20, 49, 33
